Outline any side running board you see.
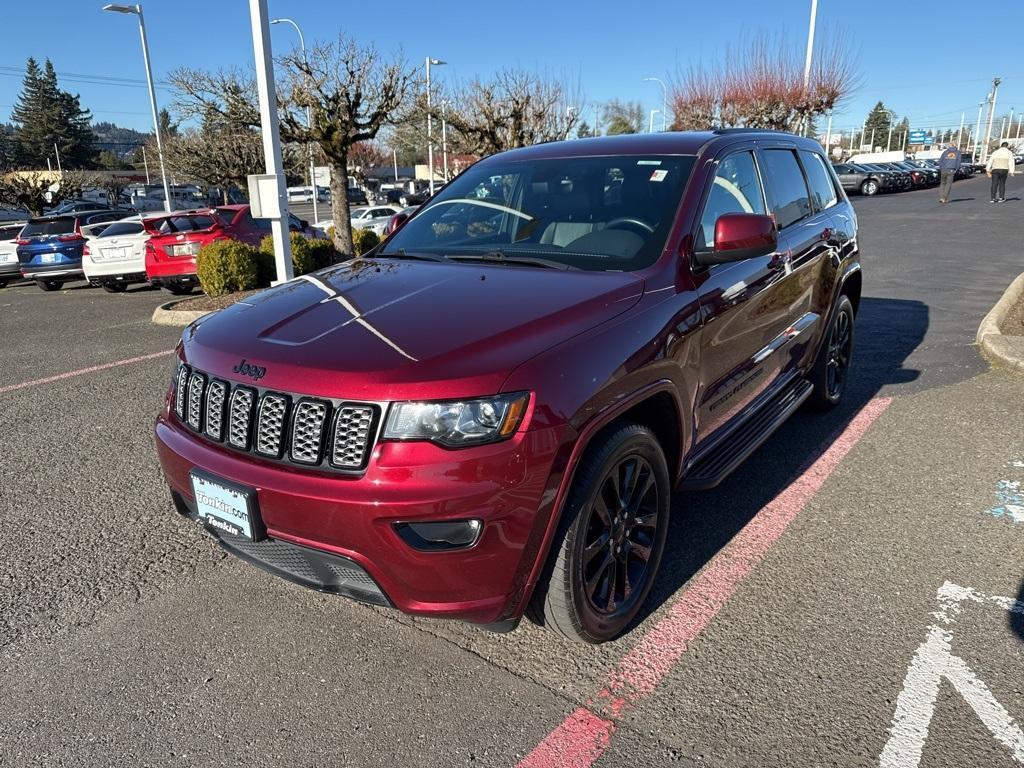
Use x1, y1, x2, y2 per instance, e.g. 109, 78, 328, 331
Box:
680, 378, 814, 491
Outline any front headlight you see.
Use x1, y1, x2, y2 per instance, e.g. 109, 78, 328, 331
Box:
383, 392, 530, 448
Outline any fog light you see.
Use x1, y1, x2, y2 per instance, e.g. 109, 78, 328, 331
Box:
394, 519, 483, 551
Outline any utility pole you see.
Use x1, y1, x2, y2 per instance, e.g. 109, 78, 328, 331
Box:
823, 111, 833, 151
956, 112, 965, 148
649, 109, 660, 134
982, 77, 1001, 164
801, 0, 818, 136
142, 145, 150, 184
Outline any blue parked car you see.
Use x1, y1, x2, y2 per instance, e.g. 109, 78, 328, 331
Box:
17, 210, 131, 291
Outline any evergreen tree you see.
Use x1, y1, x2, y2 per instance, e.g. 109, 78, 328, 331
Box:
10, 57, 96, 168
863, 102, 897, 151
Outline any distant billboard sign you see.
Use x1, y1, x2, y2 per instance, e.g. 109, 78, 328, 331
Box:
908, 130, 930, 145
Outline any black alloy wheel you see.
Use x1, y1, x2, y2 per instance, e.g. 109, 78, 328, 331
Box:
531, 421, 670, 644
807, 294, 855, 410
581, 454, 660, 616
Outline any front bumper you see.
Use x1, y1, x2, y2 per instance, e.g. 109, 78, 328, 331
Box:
155, 412, 567, 625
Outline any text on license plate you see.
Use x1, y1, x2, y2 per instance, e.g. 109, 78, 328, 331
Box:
190, 472, 255, 539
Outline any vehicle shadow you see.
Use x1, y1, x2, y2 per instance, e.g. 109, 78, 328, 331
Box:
946, 198, 975, 203
634, 296, 929, 630
1012, 578, 1024, 645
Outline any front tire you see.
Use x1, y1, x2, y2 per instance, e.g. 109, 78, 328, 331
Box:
531, 421, 670, 644
37, 279, 63, 292
808, 295, 855, 410
861, 180, 879, 196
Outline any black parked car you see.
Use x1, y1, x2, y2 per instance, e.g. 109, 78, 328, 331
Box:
832, 163, 890, 196
346, 187, 368, 206
860, 163, 911, 191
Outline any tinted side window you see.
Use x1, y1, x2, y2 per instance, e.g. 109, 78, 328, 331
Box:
800, 151, 838, 210
761, 149, 812, 229
696, 151, 766, 251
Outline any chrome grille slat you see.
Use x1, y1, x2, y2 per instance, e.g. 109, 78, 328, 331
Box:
255, 393, 289, 457
205, 380, 228, 441
228, 388, 255, 449
186, 372, 206, 431
331, 405, 375, 469
291, 399, 329, 465
174, 365, 377, 473
174, 364, 189, 418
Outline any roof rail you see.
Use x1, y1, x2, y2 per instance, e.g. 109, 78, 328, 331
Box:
711, 128, 792, 135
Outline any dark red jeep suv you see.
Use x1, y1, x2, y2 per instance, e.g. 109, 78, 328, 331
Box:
155, 131, 860, 643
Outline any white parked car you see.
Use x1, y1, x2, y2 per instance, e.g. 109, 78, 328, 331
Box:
0, 221, 26, 288
82, 216, 153, 293
349, 205, 401, 235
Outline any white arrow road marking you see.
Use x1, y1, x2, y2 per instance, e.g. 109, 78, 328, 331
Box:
879, 583, 1024, 767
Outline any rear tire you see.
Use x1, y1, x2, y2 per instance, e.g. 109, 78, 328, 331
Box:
529, 421, 670, 644
165, 285, 193, 296
102, 283, 128, 293
37, 279, 63, 292
0, 279, 7, 289
807, 295, 855, 410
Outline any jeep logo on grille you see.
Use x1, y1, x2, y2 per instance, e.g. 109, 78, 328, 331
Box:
232, 359, 266, 381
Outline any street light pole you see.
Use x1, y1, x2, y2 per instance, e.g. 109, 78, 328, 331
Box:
643, 77, 668, 131
102, 3, 172, 212
974, 101, 985, 157
441, 100, 449, 181
425, 57, 446, 196
801, 0, 819, 136
247, 0, 292, 283
270, 17, 318, 225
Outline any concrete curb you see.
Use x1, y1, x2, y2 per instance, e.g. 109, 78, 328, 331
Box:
976, 271, 1024, 373
151, 299, 211, 327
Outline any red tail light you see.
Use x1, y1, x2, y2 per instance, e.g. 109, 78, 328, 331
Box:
14, 239, 29, 246
58, 233, 84, 242
83, 244, 91, 256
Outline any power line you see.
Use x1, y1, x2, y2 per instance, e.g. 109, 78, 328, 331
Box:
0, 65, 171, 91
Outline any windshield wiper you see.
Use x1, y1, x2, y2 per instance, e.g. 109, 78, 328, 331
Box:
375, 248, 450, 262
446, 250, 577, 271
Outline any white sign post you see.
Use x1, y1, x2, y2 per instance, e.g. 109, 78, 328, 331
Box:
247, 0, 293, 284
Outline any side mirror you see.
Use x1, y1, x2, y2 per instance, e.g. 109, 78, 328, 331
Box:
300, 219, 309, 229
693, 212, 777, 267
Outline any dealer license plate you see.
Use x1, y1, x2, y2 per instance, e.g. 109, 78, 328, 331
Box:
190, 471, 261, 540
41, 253, 57, 263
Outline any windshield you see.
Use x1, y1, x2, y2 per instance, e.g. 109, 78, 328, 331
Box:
382, 154, 695, 271
151, 214, 217, 235
22, 218, 76, 236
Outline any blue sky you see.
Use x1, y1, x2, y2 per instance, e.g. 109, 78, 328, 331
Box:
2, 0, 1023, 139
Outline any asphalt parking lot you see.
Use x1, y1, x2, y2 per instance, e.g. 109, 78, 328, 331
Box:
1, 172, 1022, 767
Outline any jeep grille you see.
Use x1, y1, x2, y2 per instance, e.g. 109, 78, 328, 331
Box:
173, 363, 379, 473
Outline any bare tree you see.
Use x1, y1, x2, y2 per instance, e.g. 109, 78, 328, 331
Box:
348, 141, 389, 187
277, 36, 416, 256
0, 169, 96, 216
670, 32, 858, 132
441, 69, 582, 156
602, 99, 644, 135
164, 129, 265, 204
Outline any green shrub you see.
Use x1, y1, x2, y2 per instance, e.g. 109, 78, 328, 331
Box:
259, 232, 338, 278
196, 239, 261, 297
353, 228, 380, 256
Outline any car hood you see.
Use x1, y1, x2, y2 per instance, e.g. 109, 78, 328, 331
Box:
182, 258, 645, 401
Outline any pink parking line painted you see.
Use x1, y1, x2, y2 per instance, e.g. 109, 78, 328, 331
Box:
518, 396, 893, 768
0, 350, 174, 395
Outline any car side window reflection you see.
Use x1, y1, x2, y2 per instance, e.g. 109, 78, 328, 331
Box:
696, 151, 766, 251
761, 149, 813, 229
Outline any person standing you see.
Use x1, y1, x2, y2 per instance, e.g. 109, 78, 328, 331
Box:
986, 141, 1016, 203
937, 143, 961, 203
